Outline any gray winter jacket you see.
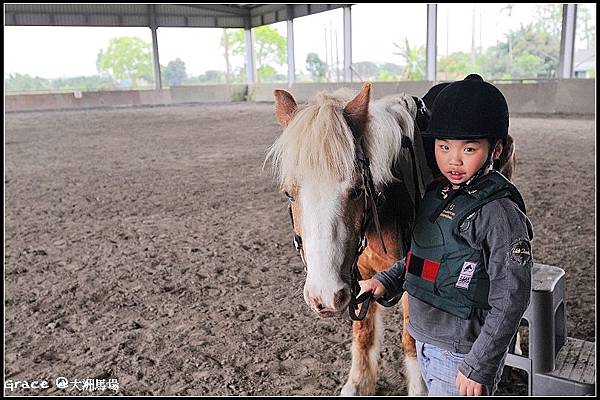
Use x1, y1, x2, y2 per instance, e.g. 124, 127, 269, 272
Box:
374, 196, 533, 387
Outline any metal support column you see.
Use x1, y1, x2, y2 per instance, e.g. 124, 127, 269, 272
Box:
343, 6, 352, 82
149, 5, 161, 89
559, 4, 577, 79
245, 18, 256, 84
287, 6, 295, 87
426, 4, 437, 82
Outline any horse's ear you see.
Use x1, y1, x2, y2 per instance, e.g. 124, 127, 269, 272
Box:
274, 89, 297, 128
344, 82, 371, 137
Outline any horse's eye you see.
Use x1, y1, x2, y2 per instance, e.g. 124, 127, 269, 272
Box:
284, 191, 295, 202
350, 187, 363, 200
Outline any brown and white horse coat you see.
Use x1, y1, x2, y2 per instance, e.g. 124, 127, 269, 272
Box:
267, 84, 431, 395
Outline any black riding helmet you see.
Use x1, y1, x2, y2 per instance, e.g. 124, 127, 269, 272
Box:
424, 73, 509, 143
425, 74, 509, 183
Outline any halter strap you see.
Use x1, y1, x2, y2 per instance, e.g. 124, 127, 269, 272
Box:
287, 113, 422, 321
356, 139, 387, 255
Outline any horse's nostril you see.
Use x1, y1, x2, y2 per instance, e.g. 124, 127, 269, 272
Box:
334, 288, 349, 307
316, 302, 325, 311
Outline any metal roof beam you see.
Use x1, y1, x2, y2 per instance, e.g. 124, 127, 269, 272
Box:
249, 4, 285, 17
180, 4, 250, 17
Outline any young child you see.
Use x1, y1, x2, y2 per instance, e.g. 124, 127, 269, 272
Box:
360, 74, 533, 396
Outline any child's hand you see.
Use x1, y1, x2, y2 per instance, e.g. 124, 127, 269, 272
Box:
455, 370, 483, 396
358, 279, 387, 299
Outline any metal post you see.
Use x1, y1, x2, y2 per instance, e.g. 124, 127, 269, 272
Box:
426, 4, 437, 82
149, 5, 161, 90
150, 27, 161, 90
287, 7, 295, 87
343, 6, 352, 82
559, 4, 577, 79
245, 27, 256, 84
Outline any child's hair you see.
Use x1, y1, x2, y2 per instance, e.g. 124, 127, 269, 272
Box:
494, 134, 516, 180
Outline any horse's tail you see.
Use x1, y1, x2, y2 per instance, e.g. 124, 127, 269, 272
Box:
494, 134, 516, 180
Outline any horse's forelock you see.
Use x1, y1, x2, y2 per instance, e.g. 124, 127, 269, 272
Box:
266, 90, 417, 189
267, 91, 357, 187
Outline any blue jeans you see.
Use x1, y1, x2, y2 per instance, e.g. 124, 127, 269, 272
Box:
416, 340, 504, 396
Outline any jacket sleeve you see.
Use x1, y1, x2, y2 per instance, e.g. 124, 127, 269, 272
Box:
458, 198, 534, 386
372, 258, 406, 301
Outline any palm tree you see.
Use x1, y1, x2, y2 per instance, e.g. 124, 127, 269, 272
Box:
392, 38, 425, 81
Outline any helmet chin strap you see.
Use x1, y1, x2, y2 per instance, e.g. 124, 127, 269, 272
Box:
429, 142, 496, 223
428, 139, 497, 223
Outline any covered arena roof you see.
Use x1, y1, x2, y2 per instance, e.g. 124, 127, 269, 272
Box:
4, 3, 352, 29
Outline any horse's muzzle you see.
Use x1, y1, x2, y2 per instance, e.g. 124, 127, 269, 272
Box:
307, 287, 351, 317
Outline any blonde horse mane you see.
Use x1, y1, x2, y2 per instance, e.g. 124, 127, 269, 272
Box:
266, 88, 417, 188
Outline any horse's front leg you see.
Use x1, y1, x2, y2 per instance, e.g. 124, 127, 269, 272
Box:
341, 302, 383, 396
401, 292, 428, 395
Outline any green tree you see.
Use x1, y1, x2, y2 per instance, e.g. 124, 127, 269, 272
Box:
306, 52, 327, 82
257, 65, 277, 82
220, 28, 234, 83
352, 61, 379, 80
482, 23, 560, 79
576, 6, 596, 49
438, 52, 476, 80
379, 62, 403, 76
164, 58, 187, 87
252, 26, 286, 82
180, 70, 224, 85
534, 3, 563, 39
474, 4, 563, 81
96, 36, 153, 87
51, 75, 117, 91
5, 73, 51, 92
221, 26, 286, 82
5, 73, 118, 93
512, 26, 560, 78
377, 70, 397, 81
393, 38, 426, 80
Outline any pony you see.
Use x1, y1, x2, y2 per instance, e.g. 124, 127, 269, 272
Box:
265, 82, 518, 395
266, 83, 432, 395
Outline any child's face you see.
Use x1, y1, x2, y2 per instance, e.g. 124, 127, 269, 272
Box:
434, 138, 491, 188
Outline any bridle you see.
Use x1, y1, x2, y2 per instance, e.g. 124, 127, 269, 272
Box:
283, 95, 428, 321
286, 138, 407, 321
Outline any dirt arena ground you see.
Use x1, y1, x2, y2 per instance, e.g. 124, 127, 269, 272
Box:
5, 102, 595, 396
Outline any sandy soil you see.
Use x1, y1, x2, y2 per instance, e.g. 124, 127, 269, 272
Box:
4, 102, 595, 396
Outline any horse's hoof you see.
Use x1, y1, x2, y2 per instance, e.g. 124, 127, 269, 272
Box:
340, 383, 358, 396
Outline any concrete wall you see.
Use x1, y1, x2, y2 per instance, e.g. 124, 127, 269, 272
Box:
5, 85, 247, 112
5, 80, 595, 115
5, 89, 172, 112
495, 79, 595, 115
252, 80, 595, 115
248, 81, 434, 103
170, 85, 247, 104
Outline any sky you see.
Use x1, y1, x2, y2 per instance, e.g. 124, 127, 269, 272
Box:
4, 3, 596, 80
